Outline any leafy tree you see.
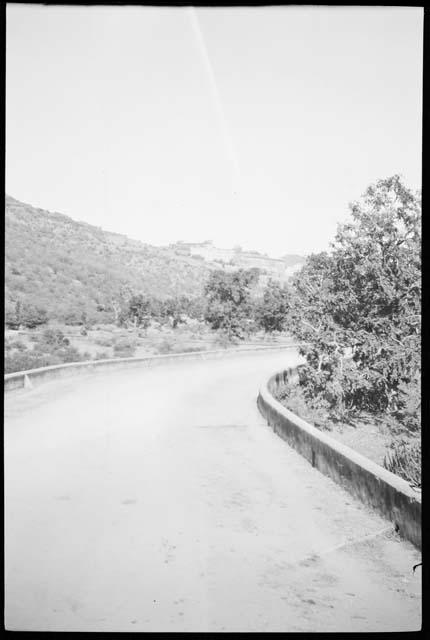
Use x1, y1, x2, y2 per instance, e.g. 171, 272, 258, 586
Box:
289, 175, 421, 427
109, 285, 134, 326
257, 279, 291, 333
161, 295, 192, 328
204, 269, 260, 340
126, 294, 154, 330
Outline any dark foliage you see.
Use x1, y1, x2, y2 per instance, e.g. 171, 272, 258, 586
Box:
256, 279, 291, 333
288, 176, 421, 428
204, 269, 260, 340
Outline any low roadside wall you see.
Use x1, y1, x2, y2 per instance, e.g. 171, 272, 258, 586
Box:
257, 368, 421, 549
4, 344, 299, 394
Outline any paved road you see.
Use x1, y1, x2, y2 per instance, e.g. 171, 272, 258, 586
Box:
4, 350, 421, 632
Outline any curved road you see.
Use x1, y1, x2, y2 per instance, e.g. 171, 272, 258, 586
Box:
5, 350, 421, 632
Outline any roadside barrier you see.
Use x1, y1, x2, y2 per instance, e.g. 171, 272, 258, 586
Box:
257, 367, 421, 549
4, 344, 301, 393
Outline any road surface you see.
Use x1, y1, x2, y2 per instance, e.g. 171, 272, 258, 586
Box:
4, 350, 421, 632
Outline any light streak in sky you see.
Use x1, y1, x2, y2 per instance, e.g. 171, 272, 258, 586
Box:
187, 6, 241, 198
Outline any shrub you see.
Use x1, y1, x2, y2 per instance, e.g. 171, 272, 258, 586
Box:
3, 327, 91, 373
94, 350, 110, 360
156, 338, 174, 354
212, 332, 235, 349
64, 311, 84, 325
9, 339, 27, 352
383, 438, 421, 489
38, 328, 69, 347
5, 302, 19, 329
274, 380, 333, 430
69, 347, 88, 362
180, 345, 203, 353
113, 337, 137, 357
95, 336, 115, 347
5, 351, 49, 373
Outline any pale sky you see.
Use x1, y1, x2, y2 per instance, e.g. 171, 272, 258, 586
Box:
6, 4, 423, 258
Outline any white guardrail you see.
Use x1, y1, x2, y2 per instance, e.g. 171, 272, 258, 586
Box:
258, 367, 421, 549
4, 343, 303, 393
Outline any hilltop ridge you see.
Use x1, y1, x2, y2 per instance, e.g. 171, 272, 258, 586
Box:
167, 240, 305, 274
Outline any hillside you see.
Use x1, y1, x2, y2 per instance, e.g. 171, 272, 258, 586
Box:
5, 195, 305, 324
5, 195, 214, 324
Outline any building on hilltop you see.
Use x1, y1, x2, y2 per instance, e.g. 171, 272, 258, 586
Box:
169, 240, 302, 279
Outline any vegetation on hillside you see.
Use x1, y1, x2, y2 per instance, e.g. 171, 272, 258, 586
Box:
5, 195, 211, 325
5, 328, 91, 373
5, 195, 304, 328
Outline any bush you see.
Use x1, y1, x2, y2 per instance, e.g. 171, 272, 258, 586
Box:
9, 339, 27, 352
55, 346, 88, 363
5, 303, 19, 329
156, 338, 174, 354
5, 302, 49, 329
180, 345, 204, 353
274, 380, 333, 430
212, 332, 235, 349
20, 303, 49, 329
3, 328, 90, 373
94, 350, 110, 360
383, 439, 421, 489
5, 351, 49, 373
63, 311, 82, 325
95, 336, 115, 347
38, 328, 69, 347
113, 337, 137, 357
392, 377, 421, 433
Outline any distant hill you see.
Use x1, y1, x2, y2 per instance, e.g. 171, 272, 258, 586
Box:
279, 254, 307, 268
5, 195, 305, 324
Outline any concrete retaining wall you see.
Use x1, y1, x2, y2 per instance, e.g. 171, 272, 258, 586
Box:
257, 368, 421, 549
4, 344, 299, 394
